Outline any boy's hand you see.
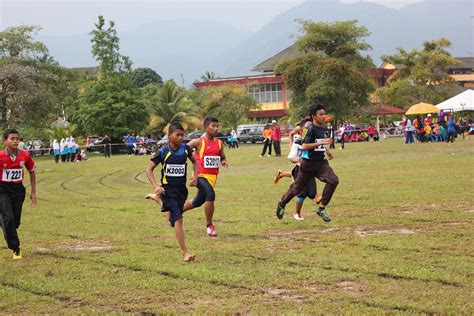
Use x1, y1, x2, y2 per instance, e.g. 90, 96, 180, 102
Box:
327, 152, 334, 160
30, 193, 38, 205
154, 186, 165, 196
221, 160, 229, 168
321, 138, 332, 146
189, 176, 197, 187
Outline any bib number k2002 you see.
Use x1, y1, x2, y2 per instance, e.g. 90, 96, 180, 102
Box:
204, 156, 220, 168
165, 164, 186, 177
314, 139, 326, 152
2, 168, 23, 182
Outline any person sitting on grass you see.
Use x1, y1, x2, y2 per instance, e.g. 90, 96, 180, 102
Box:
145, 123, 198, 262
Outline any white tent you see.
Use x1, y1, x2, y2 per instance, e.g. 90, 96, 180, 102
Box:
436, 89, 474, 112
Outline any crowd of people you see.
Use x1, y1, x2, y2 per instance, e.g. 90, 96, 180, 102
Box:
52, 137, 88, 163
402, 112, 471, 144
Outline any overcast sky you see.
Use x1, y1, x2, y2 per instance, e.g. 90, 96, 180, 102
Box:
1, 0, 423, 36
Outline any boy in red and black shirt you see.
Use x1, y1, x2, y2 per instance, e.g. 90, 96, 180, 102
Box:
0, 129, 37, 259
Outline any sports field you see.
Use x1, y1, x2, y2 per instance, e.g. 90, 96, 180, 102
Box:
0, 138, 472, 314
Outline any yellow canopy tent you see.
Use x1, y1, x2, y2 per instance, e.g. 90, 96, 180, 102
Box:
405, 102, 440, 115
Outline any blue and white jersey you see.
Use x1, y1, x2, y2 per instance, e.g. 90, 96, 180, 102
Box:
150, 143, 193, 186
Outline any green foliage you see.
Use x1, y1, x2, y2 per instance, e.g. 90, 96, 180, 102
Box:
0, 25, 75, 130
377, 38, 461, 107
200, 70, 216, 82
131, 67, 163, 88
90, 16, 131, 78
144, 80, 199, 136
200, 85, 259, 130
276, 20, 374, 122
72, 74, 148, 137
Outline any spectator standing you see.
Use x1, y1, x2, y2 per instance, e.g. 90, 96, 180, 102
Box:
405, 115, 414, 144
60, 138, 67, 162
368, 124, 375, 141
447, 115, 456, 143
272, 120, 281, 157
103, 135, 111, 158
337, 122, 345, 149
53, 139, 60, 163
260, 125, 273, 157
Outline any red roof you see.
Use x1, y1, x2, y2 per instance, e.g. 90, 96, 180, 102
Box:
367, 103, 405, 115
248, 109, 287, 118
194, 75, 283, 88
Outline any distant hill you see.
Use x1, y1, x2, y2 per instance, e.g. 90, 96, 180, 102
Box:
218, 0, 473, 77
39, 20, 252, 84
39, 0, 472, 83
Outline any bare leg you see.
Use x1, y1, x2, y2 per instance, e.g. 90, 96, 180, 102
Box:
182, 200, 194, 213
145, 193, 163, 207
204, 201, 214, 226
295, 201, 303, 216
174, 218, 195, 262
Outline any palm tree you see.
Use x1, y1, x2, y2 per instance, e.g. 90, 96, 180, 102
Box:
146, 80, 199, 136
200, 71, 216, 82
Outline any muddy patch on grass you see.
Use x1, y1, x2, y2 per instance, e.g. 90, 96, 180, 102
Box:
266, 229, 316, 241
36, 241, 118, 253
355, 228, 417, 237
264, 288, 306, 302
305, 280, 367, 296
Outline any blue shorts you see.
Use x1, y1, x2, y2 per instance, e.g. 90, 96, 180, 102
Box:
161, 185, 188, 227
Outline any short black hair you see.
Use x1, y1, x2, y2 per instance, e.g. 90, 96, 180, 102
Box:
298, 118, 312, 126
203, 117, 219, 128
168, 123, 185, 134
3, 129, 19, 140
307, 103, 326, 117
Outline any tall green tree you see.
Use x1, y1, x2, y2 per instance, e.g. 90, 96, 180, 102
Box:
71, 16, 147, 137
145, 80, 199, 136
276, 20, 374, 121
200, 71, 216, 82
376, 38, 461, 108
200, 86, 258, 130
72, 74, 147, 137
90, 15, 131, 78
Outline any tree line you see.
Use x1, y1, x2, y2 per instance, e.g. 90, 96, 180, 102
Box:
0, 16, 461, 141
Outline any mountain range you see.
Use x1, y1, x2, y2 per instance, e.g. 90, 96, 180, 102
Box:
38, 0, 473, 84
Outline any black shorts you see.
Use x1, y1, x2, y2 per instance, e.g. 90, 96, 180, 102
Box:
161, 185, 188, 227
192, 177, 215, 208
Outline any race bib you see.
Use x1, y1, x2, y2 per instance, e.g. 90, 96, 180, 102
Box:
2, 168, 23, 182
314, 139, 326, 152
165, 164, 185, 177
204, 156, 220, 168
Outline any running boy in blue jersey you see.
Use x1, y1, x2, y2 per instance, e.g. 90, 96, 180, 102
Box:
146, 123, 198, 262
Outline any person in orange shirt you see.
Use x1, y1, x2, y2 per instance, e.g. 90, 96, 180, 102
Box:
260, 125, 273, 157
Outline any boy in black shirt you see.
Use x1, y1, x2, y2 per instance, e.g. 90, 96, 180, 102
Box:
146, 123, 198, 262
276, 104, 339, 222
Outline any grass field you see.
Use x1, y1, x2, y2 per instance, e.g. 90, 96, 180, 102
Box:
0, 138, 473, 314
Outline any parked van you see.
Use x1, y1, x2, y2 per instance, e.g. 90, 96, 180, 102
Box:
236, 124, 266, 143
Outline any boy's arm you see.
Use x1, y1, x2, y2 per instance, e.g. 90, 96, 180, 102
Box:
29, 170, 37, 205
220, 142, 228, 168
325, 146, 334, 160
188, 155, 198, 187
187, 138, 200, 151
146, 162, 165, 195
288, 126, 301, 146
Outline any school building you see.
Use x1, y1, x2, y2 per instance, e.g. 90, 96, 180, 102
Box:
193, 44, 471, 122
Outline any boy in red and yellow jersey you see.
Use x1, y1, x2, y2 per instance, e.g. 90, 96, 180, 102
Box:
183, 117, 228, 237
0, 129, 37, 260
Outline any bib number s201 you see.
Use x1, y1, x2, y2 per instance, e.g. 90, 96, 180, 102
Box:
2, 169, 23, 182
204, 156, 220, 168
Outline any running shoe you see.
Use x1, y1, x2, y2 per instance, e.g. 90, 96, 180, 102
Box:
293, 213, 304, 221
13, 249, 22, 260
206, 224, 218, 237
316, 208, 332, 222
273, 170, 282, 184
276, 201, 285, 219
